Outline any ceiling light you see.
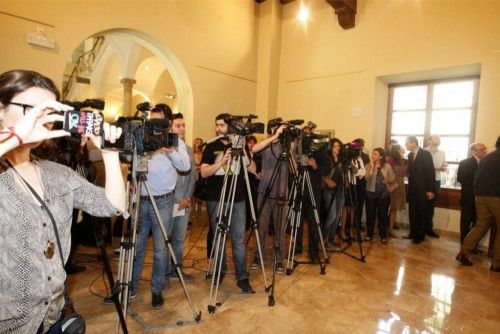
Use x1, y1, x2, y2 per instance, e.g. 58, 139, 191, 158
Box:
298, 6, 309, 23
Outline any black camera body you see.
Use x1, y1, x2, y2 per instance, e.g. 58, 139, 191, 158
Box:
228, 114, 265, 136
302, 132, 330, 157
107, 102, 178, 156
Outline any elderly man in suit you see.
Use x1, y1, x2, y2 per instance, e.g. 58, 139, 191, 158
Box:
457, 142, 487, 244
404, 136, 436, 244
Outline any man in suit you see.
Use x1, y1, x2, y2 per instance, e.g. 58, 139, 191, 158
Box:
457, 142, 487, 244
404, 136, 436, 244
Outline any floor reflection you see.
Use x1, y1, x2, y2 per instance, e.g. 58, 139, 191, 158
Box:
394, 265, 405, 296
424, 273, 456, 333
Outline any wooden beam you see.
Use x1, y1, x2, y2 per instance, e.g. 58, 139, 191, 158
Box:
326, 0, 357, 29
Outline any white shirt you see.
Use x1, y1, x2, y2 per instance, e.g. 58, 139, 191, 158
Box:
426, 147, 446, 181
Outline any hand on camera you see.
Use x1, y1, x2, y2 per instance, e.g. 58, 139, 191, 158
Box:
221, 149, 232, 164
325, 179, 336, 188
12, 100, 71, 145
274, 124, 287, 138
88, 122, 122, 151
426, 192, 435, 200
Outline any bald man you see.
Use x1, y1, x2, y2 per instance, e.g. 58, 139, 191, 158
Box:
457, 142, 487, 243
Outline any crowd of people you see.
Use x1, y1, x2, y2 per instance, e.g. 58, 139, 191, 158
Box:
1, 69, 499, 333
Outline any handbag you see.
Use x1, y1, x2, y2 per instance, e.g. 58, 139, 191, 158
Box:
194, 176, 208, 201
8, 162, 86, 334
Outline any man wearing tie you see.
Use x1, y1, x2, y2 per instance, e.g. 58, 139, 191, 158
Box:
405, 136, 436, 244
457, 142, 487, 244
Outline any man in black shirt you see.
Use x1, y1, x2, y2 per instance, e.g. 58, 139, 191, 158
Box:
457, 136, 500, 272
200, 113, 254, 293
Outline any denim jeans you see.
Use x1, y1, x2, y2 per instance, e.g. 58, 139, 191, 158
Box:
171, 207, 190, 268
207, 200, 249, 281
366, 194, 390, 239
322, 186, 345, 242
255, 195, 287, 262
132, 195, 174, 294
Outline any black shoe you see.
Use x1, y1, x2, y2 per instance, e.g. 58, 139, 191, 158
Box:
403, 234, 414, 239
490, 265, 500, 272
276, 262, 285, 274
310, 254, 320, 264
152, 292, 164, 309
294, 249, 303, 255
426, 230, 440, 238
237, 278, 255, 294
412, 238, 424, 244
65, 263, 87, 275
251, 258, 261, 270
103, 295, 114, 305
455, 252, 473, 266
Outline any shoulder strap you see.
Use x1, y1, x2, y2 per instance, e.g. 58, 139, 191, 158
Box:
4, 160, 65, 268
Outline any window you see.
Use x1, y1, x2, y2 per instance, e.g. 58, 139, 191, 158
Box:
387, 77, 479, 189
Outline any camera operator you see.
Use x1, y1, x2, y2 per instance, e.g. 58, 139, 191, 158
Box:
295, 130, 330, 263
200, 113, 254, 293
352, 138, 370, 232
169, 113, 196, 281
130, 103, 190, 309
250, 122, 290, 273
0, 69, 125, 334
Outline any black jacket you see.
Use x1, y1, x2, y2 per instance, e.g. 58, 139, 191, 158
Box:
408, 148, 436, 195
474, 149, 500, 197
457, 156, 478, 205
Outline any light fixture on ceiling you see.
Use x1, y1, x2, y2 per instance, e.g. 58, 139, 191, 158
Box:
26, 27, 56, 50
165, 92, 176, 100
298, 5, 309, 23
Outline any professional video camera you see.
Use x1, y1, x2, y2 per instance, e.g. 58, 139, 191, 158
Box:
111, 102, 178, 156
227, 114, 265, 136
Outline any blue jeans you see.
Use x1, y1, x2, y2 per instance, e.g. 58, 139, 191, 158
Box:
323, 186, 345, 241
132, 195, 174, 294
207, 200, 249, 281
171, 207, 190, 268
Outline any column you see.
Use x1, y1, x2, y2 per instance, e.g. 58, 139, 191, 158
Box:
120, 78, 136, 116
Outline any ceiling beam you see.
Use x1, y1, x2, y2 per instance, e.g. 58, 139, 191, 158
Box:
326, 0, 357, 29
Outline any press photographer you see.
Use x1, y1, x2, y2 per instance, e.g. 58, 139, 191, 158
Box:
129, 103, 190, 309
0, 69, 125, 334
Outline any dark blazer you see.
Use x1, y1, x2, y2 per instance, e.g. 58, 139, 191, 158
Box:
457, 156, 478, 206
408, 148, 436, 195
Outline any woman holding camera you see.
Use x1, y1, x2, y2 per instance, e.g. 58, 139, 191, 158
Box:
0, 70, 125, 333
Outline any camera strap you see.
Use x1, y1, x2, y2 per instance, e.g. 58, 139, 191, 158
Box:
5, 160, 66, 269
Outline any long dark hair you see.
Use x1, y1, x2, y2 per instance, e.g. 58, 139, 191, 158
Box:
0, 70, 60, 105
390, 144, 403, 166
330, 137, 343, 159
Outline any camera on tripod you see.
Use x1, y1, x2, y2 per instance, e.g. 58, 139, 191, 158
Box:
301, 121, 331, 157
227, 114, 265, 136
110, 102, 178, 156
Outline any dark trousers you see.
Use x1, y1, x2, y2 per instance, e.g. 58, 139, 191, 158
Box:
409, 190, 432, 241
426, 180, 441, 232
460, 203, 477, 244
296, 199, 320, 257
355, 178, 367, 227
366, 195, 390, 239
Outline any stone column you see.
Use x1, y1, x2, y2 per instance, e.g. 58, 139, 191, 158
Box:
120, 78, 136, 116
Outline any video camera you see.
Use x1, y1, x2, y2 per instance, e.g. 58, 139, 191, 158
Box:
111, 102, 178, 156
227, 114, 265, 136
340, 140, 364, 171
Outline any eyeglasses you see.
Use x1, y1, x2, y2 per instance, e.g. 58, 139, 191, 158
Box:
9, 102, 34, 115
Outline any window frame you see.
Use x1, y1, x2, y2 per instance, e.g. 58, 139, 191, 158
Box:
386, 76, 480, 210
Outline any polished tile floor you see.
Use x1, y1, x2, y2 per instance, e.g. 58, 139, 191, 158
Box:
68, 212, 500, 333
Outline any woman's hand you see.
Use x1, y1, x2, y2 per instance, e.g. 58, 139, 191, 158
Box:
87, 122, 122, 151
12, 100, 71, 144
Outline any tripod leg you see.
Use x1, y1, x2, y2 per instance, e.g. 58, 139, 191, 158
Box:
91, 218, 128, 334
142, 181, 201, 321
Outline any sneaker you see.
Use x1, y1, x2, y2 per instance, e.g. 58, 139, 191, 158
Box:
103, 296, 114, 305
237, 278, 255, 294
151, 292, 164, 309
170, 270, 195, 282
251, 258, 260, 270
276, 262, 285, 274
129, 292, 137, 300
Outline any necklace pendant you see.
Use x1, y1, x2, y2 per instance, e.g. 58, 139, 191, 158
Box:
44, 241, 55, 260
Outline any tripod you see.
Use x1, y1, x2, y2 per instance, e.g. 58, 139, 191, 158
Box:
249, 143, 291, 307
335, 163, 365, 262
115, 152, 201, 330
206, 137, 268, 314
285, 153, 329, 275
